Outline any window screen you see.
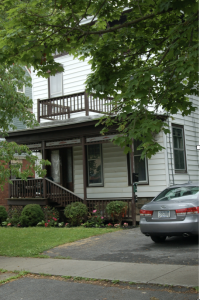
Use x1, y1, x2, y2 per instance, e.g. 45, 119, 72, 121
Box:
50, 73, 63, 98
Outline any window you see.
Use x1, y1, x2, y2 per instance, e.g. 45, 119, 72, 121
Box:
87, 144, 103, 186
10, 160, 22, 179
128, 140, 148, 184
17, 85, 25, 93
49, 72, 63, 98
172, 125, 186, 172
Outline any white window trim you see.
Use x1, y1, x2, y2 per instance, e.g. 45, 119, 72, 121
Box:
172, 124, 187, 173
17, 85, 25, 93
129, 153, 148, 185
49, 72, 63, 98
87, 144, 104, 187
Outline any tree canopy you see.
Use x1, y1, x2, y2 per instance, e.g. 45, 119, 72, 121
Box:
0, 64, 49, 187
0, 0, 198, 158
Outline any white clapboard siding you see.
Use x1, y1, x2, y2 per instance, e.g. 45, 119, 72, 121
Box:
73, 135, 168, 199
73, 146, 84, 198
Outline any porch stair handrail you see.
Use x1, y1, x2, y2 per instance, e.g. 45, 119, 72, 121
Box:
45, 178, 83, 199
45, 178, 84, 207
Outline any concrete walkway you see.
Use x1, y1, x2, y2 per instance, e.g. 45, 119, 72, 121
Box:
0, 256, 198, 287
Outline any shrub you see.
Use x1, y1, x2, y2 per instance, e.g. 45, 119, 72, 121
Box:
106, 201, 128, 225
43, 206, 59, 223
19, 204, 44, 227
0, 206, 8, 224
84, 207, 104, 227
8, 208, 21, 226
64, 202, 87, 226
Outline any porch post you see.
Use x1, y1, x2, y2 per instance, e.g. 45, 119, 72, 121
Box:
81, 137, 87, 204
37, 99, 40, 123
84, 91, 89, 116
8, 161, 11, 199
42, 141, 46, 198
130, 140, 136, 226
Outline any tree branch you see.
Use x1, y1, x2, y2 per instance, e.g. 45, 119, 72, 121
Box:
75, 9, 172, 37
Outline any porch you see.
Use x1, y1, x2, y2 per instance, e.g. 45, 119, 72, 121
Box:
7, 178, 135, 222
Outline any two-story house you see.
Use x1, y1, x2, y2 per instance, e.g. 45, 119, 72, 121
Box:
5, 54, 199, 223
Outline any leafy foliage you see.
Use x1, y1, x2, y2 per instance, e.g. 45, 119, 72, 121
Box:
0, 64, 50, 187
106, 201, 128, 225
43, 206, 59, 223
0, 206, 8, 223
19, 204, 44, 227
7, 208, 21, 226
0, 1, 198, 157
64, 202, 88, 226
84, 207, 104, 227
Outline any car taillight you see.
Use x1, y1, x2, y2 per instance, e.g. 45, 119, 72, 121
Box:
175, 206, 199, 216
140, 209, 153, 217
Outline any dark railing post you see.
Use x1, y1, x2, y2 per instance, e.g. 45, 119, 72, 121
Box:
130, 140, 136, 227
41, 141, 47, 198
67, 106, 70, 119
43, 178, 46, 198
84, 91, 89, 116
37, 99, 40, 123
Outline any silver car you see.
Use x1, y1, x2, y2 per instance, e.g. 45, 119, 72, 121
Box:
140, 183, 199, 243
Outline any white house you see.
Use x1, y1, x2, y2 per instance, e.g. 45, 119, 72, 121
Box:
6, 53, 199, 223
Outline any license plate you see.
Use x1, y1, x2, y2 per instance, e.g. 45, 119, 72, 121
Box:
158, 210, 170, 218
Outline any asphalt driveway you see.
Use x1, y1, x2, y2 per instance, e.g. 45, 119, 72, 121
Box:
43, 227, 199, 266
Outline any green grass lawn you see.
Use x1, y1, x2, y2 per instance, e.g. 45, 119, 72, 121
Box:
0, 227, 120, 257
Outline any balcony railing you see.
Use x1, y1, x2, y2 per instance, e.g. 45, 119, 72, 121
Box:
37, 91, 115, 122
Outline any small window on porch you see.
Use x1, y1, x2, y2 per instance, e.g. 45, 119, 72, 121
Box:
87, 144, 103, 186
128, 141, 148, 184
49, 72, 63, 98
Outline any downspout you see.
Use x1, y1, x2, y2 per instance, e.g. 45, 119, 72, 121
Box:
164, 130, 170, 187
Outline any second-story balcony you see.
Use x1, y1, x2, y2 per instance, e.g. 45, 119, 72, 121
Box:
37, 91, 115, 123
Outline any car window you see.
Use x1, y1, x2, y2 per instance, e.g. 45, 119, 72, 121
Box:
153, 186, 199, 201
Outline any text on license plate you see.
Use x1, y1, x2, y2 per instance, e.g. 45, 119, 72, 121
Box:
158, 211, 170, 218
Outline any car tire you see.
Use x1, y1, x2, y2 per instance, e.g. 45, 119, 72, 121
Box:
150, 236, 167, 243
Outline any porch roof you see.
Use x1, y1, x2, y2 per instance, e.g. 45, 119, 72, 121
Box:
6, 113, 167, 146
6, 114, 117, 145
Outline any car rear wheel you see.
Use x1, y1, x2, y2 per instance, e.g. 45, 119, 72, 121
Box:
150, 236, 167, 243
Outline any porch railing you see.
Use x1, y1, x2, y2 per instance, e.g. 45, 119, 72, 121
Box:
9, 179, 133, 220
37, 91, 115, 122
9, 178, 83, 206
86, 198, 133, 219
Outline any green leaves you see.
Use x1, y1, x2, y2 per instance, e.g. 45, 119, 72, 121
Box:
0, 0, 198, 159
0, 64, 50, 186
